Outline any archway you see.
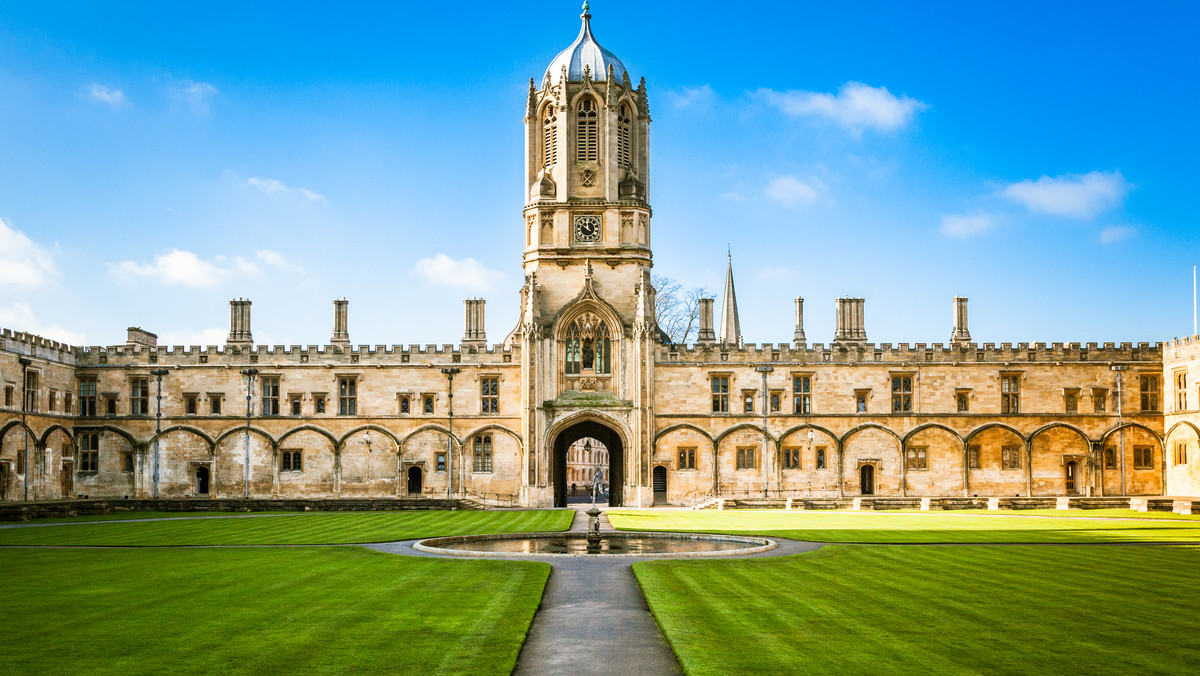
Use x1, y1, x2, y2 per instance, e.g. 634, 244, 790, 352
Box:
407, 466, 423, 495
195, 466, 210, 495
552, 420, 624, 508
860, 464, 875, 495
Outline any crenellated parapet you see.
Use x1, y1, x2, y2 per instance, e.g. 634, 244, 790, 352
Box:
0, 328, 78, 366
658, 340, 1162, 365
73, 342, 518, 368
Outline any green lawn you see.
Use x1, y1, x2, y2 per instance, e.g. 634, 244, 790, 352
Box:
608, 509, 1200, 543
13, 510, 287, 524
0, 547, 548, 675
635, 545, 1200, 675
984, 508, 1200, 520
0, 509, 572, 546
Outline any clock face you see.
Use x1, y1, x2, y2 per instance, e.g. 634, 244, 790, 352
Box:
574, 215, 601, 242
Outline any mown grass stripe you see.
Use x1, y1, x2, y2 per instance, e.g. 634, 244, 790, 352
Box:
0, 547, 549, 675
608, 510, 1200, 543
636, 546, 1200, 675
0, 509, 572, 546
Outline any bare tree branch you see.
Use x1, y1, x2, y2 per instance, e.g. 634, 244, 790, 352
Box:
653, 274, 711, 344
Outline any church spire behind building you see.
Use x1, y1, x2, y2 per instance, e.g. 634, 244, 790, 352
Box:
718, 250, 742, 347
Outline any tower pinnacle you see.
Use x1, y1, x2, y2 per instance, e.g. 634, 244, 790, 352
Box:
718, 252, 742, 347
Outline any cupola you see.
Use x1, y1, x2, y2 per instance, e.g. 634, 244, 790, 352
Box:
545, 2, 627, 85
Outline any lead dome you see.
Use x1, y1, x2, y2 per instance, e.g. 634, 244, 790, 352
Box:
545, 2, 627, 85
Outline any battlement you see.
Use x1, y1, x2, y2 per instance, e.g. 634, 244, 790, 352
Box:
72, 340, 517, 367
0, 327, 78, 365
659, 340, 1163, 365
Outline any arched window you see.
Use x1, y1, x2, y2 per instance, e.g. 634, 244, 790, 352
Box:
542, 108, 557, 168
576, 98, 598, 162
564, 312, 611, 376
473, 435, 493, 473
617, 105, 633, 169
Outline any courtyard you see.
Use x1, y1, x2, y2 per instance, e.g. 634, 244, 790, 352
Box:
1, 507, 1197, 674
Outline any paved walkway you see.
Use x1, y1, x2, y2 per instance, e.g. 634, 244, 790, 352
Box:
366, 503, 823, 676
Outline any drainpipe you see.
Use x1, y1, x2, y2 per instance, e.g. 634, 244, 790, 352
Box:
1112, 365, 1127, 496
19, 357, 31, 502
441, 367, 460, 500
755, 365, 773, 497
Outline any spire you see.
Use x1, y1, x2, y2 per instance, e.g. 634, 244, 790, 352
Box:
718, 250, 742, 347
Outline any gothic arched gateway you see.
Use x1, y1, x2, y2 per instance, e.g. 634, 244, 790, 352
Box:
552, 419, 624, 508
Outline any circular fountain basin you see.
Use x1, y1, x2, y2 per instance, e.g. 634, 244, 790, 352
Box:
414, 531, 776, 558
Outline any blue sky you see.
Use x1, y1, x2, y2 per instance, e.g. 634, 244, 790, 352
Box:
1, 1, 1197, 348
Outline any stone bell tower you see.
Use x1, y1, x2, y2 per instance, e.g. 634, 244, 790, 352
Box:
521, 1, 653, 321
515, 3, 658, 509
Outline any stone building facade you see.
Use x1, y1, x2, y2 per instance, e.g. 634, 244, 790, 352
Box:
0, 6, 1194, 506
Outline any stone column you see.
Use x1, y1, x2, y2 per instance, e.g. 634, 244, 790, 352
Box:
834, 298, 866, 344
226, 299, 253, 347
697, 297, 716, 344
793, 297, 806, 348
462, 299, 486, 349
331, 298, 350, 347
950, 296, 971, 345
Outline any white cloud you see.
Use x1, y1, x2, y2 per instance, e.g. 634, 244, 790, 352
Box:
108, 249, 260, 288
758, 265, 793, 281
157, 327, 228, 347
1099, 225, 1137, 245
940, 212, 999, 238
757, 82, 927, 133
1001, 170, 1130, 220
256, 250, 286, 267
83, 83, 129, 109
245, 177, 327, 203
765, 175, 822, 208
0, 217, 56, 288
172, 80, 218, 115
412, 254, 504, 291
667, 84, 715, 110
0, 303, 85, 345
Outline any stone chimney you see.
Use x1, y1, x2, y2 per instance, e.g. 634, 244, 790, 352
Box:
126, 327, 158, 349
950, 296, 971, 345
226, 298, 253, 347
331, 298, 350, 347
697, 297, 716, 345
834, 297, 867, 344
462, 298, 486, 349
793, 297, 807, 348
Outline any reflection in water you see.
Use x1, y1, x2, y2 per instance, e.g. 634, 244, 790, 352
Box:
445, 535, 756, 555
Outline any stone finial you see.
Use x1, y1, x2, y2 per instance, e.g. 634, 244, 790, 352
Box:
525, 78, 537, 119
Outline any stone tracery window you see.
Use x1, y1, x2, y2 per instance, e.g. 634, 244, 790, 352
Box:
576, 98, 598, 162
564, 311, 611, 379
